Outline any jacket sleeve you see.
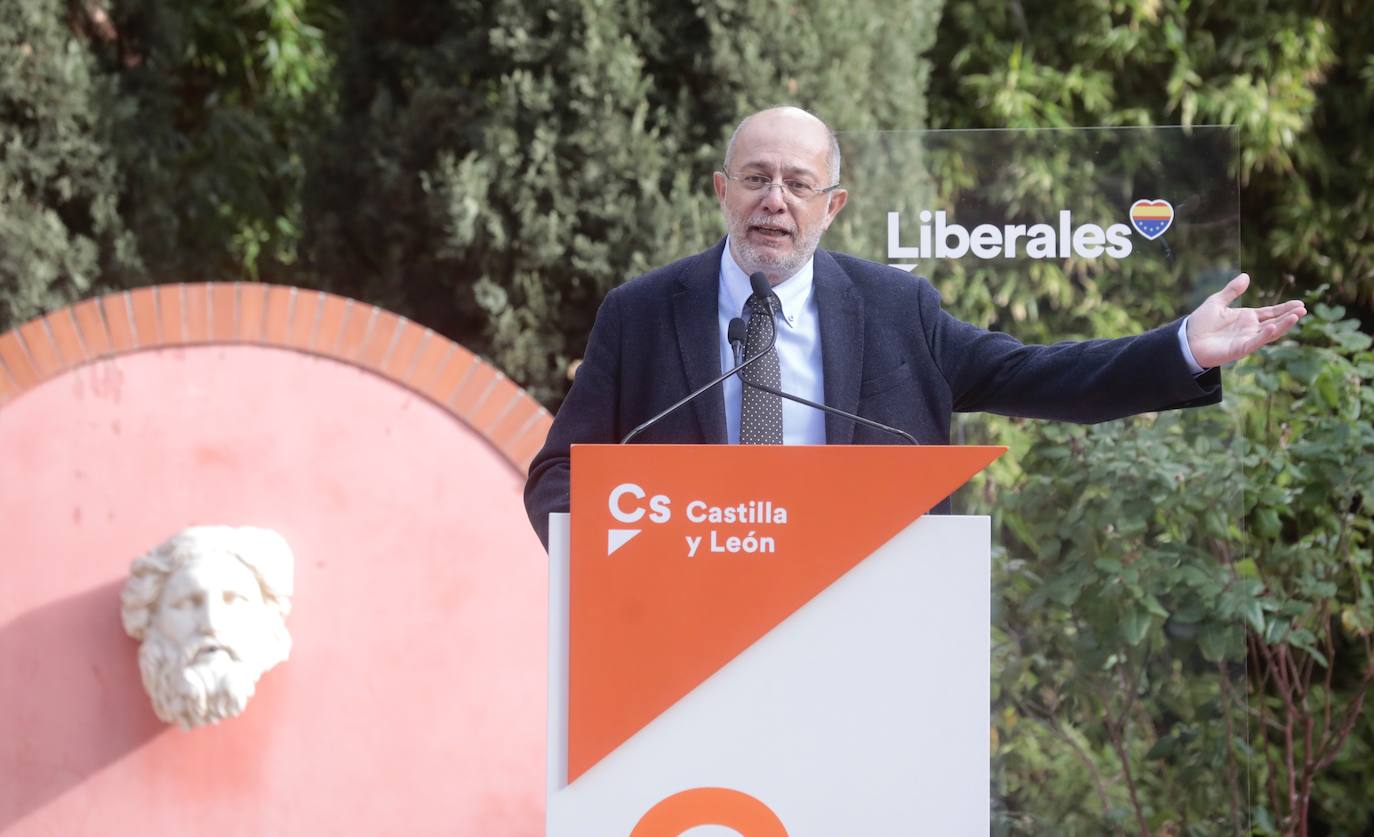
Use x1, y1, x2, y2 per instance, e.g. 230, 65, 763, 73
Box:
918, 282, 1221, 423
522, 288, 625, 549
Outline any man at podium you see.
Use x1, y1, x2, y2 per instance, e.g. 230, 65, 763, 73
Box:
524, 106, 1306, 546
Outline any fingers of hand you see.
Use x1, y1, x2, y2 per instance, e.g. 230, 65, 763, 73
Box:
1245, 312, 1301, 355
1270, 311, 1302, 339
1215, 273, 1251, 306
1256, 300, 1308, 321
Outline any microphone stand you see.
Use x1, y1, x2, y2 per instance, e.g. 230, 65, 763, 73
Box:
738, 377, 917, 444
622, 272, 916, 445
743, 282, 917, 445
620, 273, 777, 444
619, 340, 774, 444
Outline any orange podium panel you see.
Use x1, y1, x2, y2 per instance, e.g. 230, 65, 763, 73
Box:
564, 444, 1003, 784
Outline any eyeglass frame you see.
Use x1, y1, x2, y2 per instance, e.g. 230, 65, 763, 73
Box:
718, 170, 843, 201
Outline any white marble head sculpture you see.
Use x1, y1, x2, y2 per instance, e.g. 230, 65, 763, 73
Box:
121, 526, 294, 729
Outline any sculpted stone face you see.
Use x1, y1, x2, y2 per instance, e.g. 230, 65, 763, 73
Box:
713, 107, 849, 285
155, 557, 267, 668
122, 526, 293, 730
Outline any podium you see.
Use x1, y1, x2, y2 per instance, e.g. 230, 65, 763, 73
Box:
545, 444, 1004, 835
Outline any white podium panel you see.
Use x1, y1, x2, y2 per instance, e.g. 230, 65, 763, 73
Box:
547, 513, 991, 836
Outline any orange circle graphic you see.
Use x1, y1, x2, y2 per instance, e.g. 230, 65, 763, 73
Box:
630, 786, 788, 837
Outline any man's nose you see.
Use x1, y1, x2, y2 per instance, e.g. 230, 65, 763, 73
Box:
758, 182, 788, 213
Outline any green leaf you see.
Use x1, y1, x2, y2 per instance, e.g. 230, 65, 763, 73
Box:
1121, 607, 1151, 646
1145, 733, 1179, 760
1254, 507, 1282, 539
1199, 624, 1232, 662
1287, 628, 1329, 667
1264, 617, 1290, 644
1143, 595, 1170, 618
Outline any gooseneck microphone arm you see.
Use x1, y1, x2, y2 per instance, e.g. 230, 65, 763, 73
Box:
620, 276, 777, 444
621, 271, 917, 445
619, 339, 775, 444
737, 376, 918, 444
740, 274, 918, 445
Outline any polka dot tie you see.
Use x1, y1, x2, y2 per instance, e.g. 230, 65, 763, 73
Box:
740, 295, 784, 445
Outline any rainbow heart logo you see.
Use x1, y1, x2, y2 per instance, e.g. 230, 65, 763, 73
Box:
1129, 199, 1174, 241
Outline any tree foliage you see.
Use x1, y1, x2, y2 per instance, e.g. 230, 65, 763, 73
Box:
304, 0, 939, 404
980, 307, 1374, 835
0, 0, 135, 329
107, 0, 333, 282
0, 0, 332, 334
923, 4, 1374, 831
928, 0, 1374, 314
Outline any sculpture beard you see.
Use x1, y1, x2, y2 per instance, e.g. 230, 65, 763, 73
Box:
138, 633, 262, 729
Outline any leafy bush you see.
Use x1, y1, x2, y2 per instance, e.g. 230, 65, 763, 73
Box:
984, 306, 1374, 834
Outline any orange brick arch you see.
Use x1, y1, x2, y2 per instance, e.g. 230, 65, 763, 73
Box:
0, 283, 552, 473
1, 281, 553, 834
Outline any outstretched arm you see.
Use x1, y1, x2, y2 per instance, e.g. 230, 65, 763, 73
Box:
1187, 274, 1307, 369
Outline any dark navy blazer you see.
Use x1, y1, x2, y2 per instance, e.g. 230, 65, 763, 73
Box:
523, 238, 1221, 545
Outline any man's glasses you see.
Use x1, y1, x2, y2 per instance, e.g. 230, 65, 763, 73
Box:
720, 171, 841, 201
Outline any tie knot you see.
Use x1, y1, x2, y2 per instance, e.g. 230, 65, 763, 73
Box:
746, 295, 774, 317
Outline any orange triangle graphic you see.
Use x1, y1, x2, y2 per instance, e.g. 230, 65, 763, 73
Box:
567, 444, 1004, 782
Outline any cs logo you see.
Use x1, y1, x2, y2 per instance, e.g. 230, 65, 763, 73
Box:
607, 483, 671, 556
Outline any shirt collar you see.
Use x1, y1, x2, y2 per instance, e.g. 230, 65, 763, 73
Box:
720, 237, 814, 328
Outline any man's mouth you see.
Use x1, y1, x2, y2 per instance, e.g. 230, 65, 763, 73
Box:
750, 224, 793, 240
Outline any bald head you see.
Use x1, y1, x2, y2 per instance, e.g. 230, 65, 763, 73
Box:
723, 107, 841, 185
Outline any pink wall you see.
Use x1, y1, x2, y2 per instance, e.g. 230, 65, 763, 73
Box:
0, 345, 547, 835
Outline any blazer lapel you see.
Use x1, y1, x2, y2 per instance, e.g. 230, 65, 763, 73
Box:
672, 240, 728, 443
814, 249, 864, 444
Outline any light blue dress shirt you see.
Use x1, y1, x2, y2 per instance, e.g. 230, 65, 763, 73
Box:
716, 238, 1206, 445
717, 240, 828, 445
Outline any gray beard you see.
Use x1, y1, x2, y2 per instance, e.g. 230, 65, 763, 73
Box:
138, 636, 258, 729
727, 214, 826, 282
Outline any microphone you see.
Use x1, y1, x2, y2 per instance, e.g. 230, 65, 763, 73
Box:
748, 272, 776, 317
728, 317, 746, 367
739, 274, 918, 445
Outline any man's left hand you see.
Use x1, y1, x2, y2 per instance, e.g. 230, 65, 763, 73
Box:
1187, 273, 1307, 369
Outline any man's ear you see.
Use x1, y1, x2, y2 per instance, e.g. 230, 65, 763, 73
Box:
822, 188, 848, 231
713, 171, 728, 205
